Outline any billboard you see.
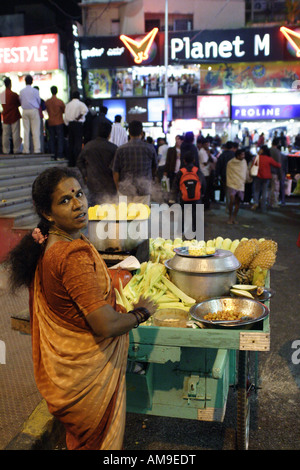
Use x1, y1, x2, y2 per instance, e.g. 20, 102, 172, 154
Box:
197, 95, 231, 120
102, 99, 126, 122
231, 92, 300, 120
0, 34, 59, 73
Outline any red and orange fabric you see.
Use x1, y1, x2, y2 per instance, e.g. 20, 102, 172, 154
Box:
29, 236, 129, 450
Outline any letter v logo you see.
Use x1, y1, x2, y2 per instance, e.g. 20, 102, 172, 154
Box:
120, 28, 158, 64
280, 26, 300, 57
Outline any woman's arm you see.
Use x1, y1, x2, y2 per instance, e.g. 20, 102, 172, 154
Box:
85, 296, 156, 338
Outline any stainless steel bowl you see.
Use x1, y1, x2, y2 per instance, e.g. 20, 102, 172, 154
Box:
190, 297, 269, 327
165, 249, 241, 302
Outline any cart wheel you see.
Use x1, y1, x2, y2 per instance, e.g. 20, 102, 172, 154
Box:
236, 350, 250, 450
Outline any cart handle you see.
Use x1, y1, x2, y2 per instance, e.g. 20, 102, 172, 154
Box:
212, 349, 228, 379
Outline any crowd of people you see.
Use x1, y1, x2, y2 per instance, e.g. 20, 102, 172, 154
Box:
0, 77, 292, 225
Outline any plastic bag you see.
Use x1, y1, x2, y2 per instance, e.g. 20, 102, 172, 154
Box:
161, 175, 170, 192
250, 156, 259, 177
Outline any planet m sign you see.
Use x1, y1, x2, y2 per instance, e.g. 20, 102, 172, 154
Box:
169, 27, 284, 63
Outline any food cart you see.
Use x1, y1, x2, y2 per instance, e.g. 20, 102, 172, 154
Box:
124, 243, 272, 451
88, 208, 273, 450
126, 299, 270, 450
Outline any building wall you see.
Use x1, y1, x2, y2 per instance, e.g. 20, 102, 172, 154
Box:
81, 0, 245, 37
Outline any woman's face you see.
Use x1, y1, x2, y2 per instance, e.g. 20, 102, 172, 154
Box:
48, 177, 88, 234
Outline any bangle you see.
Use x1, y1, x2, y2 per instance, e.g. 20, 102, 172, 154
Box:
129, 307, 151, 328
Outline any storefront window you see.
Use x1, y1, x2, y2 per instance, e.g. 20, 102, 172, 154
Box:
82, 64, 201, 99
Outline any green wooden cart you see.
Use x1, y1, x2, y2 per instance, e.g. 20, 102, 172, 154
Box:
126, 298, 270, 450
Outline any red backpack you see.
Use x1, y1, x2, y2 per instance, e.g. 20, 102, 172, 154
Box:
179, 167, 201, 202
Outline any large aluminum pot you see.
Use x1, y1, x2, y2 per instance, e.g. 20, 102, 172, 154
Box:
88, 219, 149, 252
165, 249, 241, 302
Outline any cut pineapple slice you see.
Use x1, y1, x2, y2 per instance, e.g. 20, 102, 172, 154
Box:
230, 288, 254, 299
231, 284, 257, 291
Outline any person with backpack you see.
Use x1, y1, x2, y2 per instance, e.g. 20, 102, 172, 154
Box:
173, 151, 206, 236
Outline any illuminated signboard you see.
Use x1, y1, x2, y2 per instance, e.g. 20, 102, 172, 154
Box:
280, 26, 300, 57
148, 97, 172, 122
232, 92, 300, 120
120, 28, 159, 64
0, 34, 59, 73
197, 95, 231, 120
102, 99, 126, 122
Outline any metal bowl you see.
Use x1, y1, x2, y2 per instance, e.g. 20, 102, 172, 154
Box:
190, 297, 269, 327
165, 250, 241, 302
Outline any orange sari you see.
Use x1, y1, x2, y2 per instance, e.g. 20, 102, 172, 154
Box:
29, 237, 129, 450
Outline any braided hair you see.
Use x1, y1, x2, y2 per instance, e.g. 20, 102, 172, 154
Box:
6, 166, 81, 291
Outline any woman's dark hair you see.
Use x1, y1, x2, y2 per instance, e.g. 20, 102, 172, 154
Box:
260, 145, 270, 156
6, 166, 79, 292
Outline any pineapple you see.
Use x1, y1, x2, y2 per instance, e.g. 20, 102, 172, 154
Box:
234, 239, 259, 269
258, 239, 278, 254
249, 249, 276, 270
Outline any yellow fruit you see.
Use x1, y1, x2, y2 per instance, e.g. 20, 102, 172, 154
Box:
230, 288, 254, 299
206, 246, 216, 255
222, 238, 232, 250
249, 249, 276, 270
234, 239, 259, 269
215, 237, 224, 249
258, 239, 278, 254
230, 239, 240, 253
231, 284, 257, 291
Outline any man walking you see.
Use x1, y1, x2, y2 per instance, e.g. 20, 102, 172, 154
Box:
77, 121, 118, 205
64, 91, 88, 167
45, 86, 65, 160
19, 75, 41, 154
112, 120, 157, 205
109, 115, 128, 147
1, 77, 22, 154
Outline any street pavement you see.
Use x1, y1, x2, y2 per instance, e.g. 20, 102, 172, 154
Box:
1, 198, 300, 450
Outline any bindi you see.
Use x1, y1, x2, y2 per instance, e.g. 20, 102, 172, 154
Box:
70, 188, 75, 193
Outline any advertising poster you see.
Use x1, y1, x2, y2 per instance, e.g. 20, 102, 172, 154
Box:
197, 95, 230, 119
83, 69, 113, 98
201, 61, 300, 92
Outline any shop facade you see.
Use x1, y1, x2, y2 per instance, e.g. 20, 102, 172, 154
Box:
78, 25, 300, 144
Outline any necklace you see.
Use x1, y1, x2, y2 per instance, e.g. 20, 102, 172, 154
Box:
48, 229, 74, 242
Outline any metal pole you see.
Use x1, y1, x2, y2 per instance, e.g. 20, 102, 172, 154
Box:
164, 0, 168, 135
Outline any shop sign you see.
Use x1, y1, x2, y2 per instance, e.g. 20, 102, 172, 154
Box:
73, 24, 83, 92
80, 33, 161, 68
169, 27, 283, 63
232, 92, 300, 120
120, 28, 159, 64
197, 95, 231, 120
0, 34, 59, 73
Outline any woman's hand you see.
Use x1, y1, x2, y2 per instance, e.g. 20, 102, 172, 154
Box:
134, 295, 157, 316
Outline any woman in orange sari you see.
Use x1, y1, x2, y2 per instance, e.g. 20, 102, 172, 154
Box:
7, 167, 155, 450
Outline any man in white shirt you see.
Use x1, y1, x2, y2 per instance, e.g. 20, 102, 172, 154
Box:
157, 137, 169, 181
19, 75, 41, 154
109, 115, 128, 147
64, 91, 88, 167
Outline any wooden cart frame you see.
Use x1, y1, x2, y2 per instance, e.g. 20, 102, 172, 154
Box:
126, 300, 270, 450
